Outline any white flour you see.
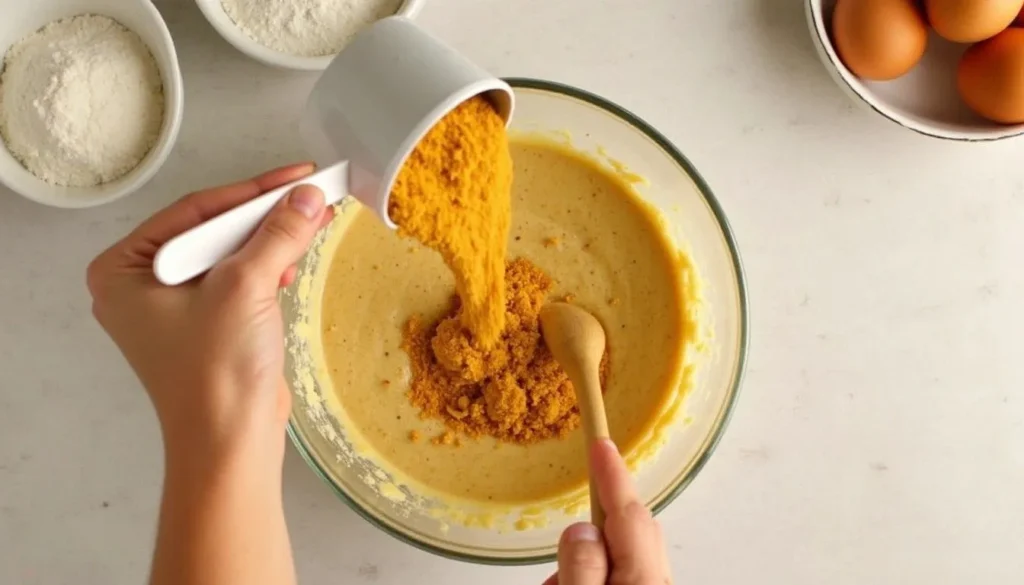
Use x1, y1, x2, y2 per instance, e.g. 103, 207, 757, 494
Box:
0, 15, 164, 187
222, 0, 403, 57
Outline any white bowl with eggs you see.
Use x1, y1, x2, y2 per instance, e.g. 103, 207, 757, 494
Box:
0, 0, 184, 208
807, 0, 1024, 141
196, 0, 426, 71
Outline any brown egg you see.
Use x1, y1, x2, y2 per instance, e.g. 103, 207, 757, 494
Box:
832, 0, 928, 80
958, 28, 1024, 123
925, 0, 1024, 43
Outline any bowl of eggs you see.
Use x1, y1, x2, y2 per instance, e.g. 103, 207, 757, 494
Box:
807, 0, 1024, 141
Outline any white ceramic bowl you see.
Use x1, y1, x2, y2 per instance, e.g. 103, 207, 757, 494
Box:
0, 0, 184, 209
195, 0, 426, 71
806, 0, 1024, 142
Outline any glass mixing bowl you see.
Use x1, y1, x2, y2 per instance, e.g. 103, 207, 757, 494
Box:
282, 78, 748, 564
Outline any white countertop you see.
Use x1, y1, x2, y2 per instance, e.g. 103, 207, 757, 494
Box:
2, 0, 1023, 583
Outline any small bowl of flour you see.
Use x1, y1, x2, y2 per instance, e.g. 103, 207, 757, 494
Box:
196, 0, 425, 70
0, 0, 184, 208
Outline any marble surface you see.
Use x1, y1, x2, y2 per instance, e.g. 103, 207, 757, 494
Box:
2, 0, 1023, 583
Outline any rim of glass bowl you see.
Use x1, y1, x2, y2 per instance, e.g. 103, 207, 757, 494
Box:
286, 77, 750, 566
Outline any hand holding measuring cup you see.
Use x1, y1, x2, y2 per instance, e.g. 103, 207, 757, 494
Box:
87, 163, 330, 462
152, 17, 513, 286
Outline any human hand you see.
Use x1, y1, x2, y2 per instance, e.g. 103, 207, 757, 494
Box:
87, 163, 331, 470
548, 440, 672, 585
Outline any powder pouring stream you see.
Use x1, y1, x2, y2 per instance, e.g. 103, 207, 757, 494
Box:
153, 16, 513, 285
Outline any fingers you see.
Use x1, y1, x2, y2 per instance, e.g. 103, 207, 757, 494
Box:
318, 205, 336, 230
590, 439, 669, 584
272, 203, 331, 290
229, 185, 327, 288
590, 438, 641, 513
131, 162, 316, 250
274, 203, 332, 289
279, 265, 299, 289
556, 523, 608, 585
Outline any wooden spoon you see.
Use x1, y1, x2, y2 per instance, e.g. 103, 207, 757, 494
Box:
539, 302, 610, 529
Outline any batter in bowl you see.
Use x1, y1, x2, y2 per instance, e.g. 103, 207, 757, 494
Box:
309, 136, 700, 508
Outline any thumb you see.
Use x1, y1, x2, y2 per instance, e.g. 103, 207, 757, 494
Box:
556, 523, 608, 585
234, 184, 326, 282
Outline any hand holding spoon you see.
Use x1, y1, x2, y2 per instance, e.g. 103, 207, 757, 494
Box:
539, 302, 610, 529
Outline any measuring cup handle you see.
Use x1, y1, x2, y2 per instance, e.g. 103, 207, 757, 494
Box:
153, 162, 351, 286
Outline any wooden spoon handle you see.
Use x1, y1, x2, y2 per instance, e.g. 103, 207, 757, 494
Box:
576, 369, 610, 530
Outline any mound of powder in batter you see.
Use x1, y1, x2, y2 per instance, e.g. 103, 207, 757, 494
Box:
402, 258, 610, 445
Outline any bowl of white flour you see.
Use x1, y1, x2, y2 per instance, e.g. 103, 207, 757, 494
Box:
196, 0, 426, 71
0, 0, 184, 208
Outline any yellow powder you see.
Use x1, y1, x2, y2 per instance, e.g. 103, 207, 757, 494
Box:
389, 97, 611, 445
401, 258, 610, 445
388, 96, 512, 348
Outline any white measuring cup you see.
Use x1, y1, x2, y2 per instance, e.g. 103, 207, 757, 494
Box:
153, 16, 514, 286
